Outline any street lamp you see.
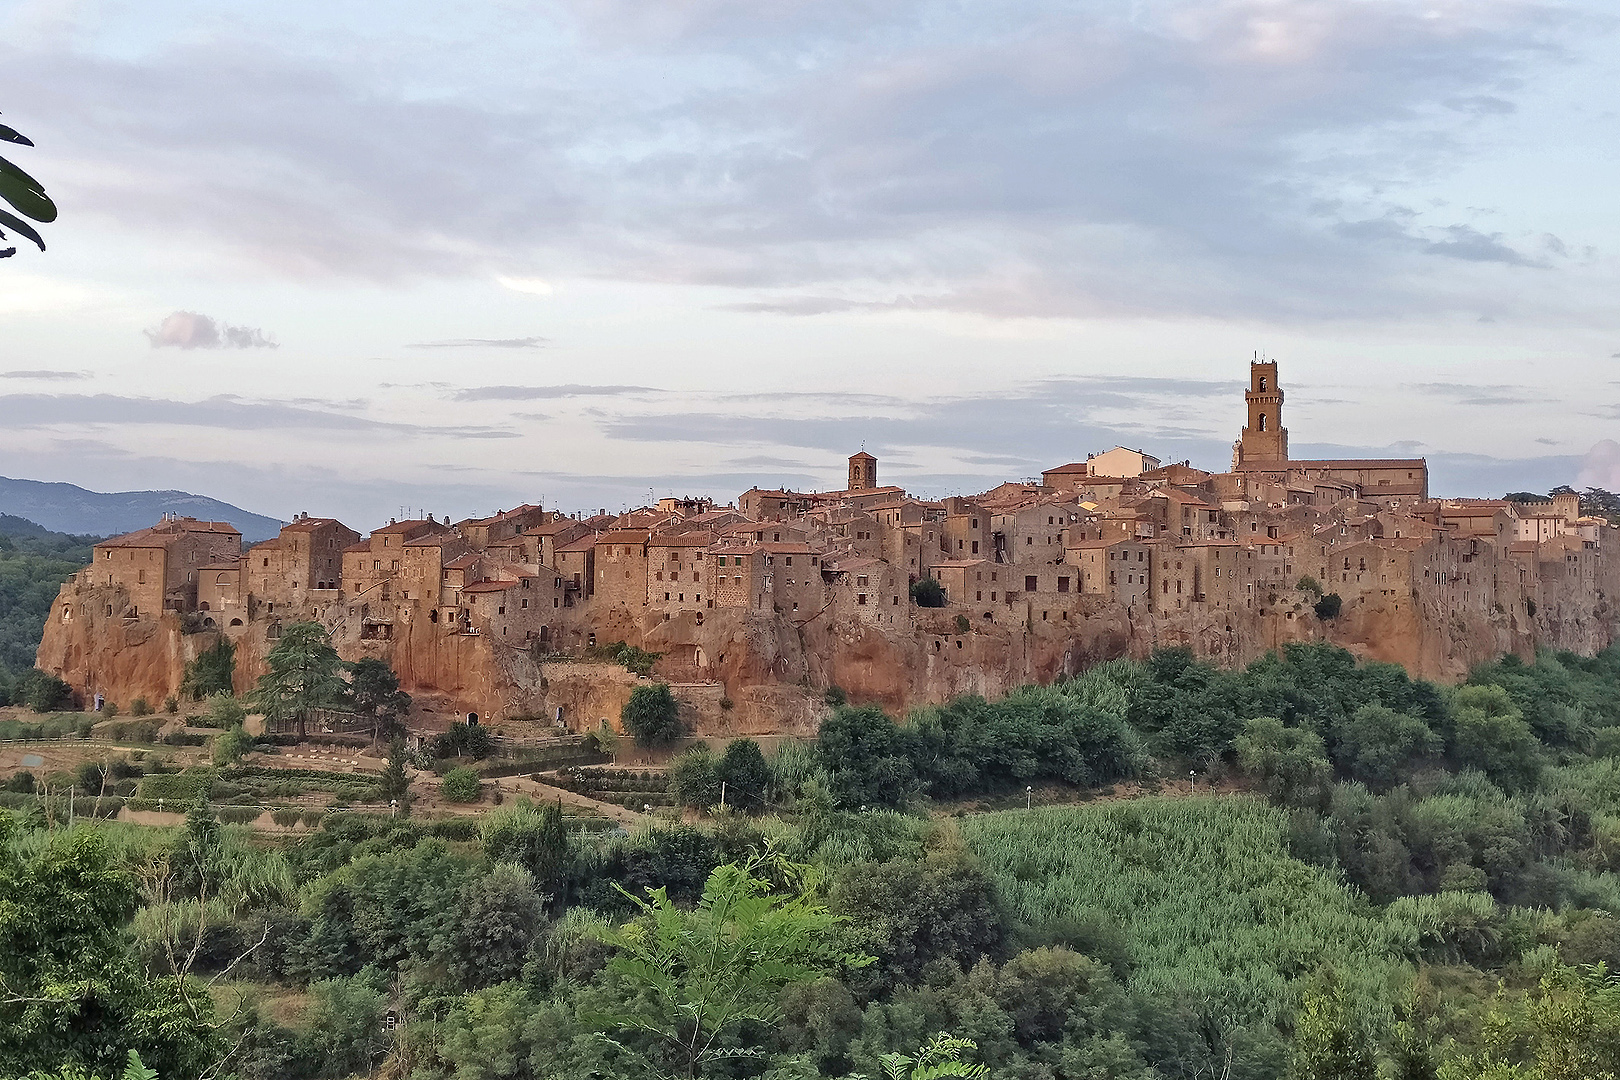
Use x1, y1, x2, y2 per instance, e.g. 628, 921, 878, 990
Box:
1189, 769, 1196, 792
390, 799, 398, 819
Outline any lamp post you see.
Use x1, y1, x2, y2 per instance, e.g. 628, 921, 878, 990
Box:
1189, 769, 1196, 792
390, 799, 398, 819
1026, 785, 1032, 810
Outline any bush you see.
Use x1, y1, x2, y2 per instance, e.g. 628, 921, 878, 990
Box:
1314, 593, 1343, 620
5, 770, 36, 794
138, 768, 216, 803
594, 640, 662, 677
215, 806, 262, 825
718, 738, 770, 813
203, 694, 247, 729
272, 808, 304, 827
164, 696, 179, 714
441, 766, 483, 803
910, 577, 946, 607
130, 697, 152, 717
15, 669, 75, 712
214, 725, 253, 767
302, 809, 327, 828
621, 683, 684, 749
432, 722, 493, 761
75, 760, 108, 794
102, 702, 120, 720
1297, 575, 1323, 597
669, 746, 722, 809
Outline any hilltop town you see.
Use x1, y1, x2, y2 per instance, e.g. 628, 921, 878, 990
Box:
37, 361, 1619, 732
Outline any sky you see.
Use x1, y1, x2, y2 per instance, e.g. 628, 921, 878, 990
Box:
2, 0, 1618, 528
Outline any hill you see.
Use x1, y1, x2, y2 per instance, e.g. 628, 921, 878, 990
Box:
0, 476, 283, 541
0, 516, 95, 679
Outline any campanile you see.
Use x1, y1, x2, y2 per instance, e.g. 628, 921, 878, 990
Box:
1233, 360, 1288, 468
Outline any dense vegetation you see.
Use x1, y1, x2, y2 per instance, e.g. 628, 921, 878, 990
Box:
10, 641, 1620, 1079
0, 514, 94, 685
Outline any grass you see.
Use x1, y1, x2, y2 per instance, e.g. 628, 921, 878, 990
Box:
960, 795, 1405, 1025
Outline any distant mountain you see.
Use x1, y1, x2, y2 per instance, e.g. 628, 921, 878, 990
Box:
0, 477, 284, 542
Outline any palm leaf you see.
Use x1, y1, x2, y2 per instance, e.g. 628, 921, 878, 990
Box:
0, 205, 45, 251
0, 154, 56, 222
0, 124, 33, 146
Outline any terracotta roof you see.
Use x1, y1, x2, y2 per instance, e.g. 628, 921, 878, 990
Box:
445, 553, 480, 570
931, 558, 990, 569
555, 533, 600, 553
1042, 462, 1091, 475
343, 540, 371, 553
596, 531, 651, 550
372, 518, 444, 535
282, 517, 348, 532
197, 561, 240, 572
97, 519, 241, 548
760, 542, 819, 554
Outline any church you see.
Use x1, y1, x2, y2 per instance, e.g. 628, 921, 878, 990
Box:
1230, 359, 1429, 500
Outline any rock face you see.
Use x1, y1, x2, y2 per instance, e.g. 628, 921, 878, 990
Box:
36, 561, 1620, 734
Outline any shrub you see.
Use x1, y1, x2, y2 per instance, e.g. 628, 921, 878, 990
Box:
1297, 575, 1323, 597
1314, 593, 1343, 620
102, 702, 120, 720
5, 771, 36, 794
441, 766, 483, 803
215, 806, 262, 825
272, 808, 304, 827
130, 697, 152, 717
164, 696, 179, 714
16, 669, 75, 712
432, 722, 493, 760
203, 694, 247, 729
718, 738, 770, 813
954, 613, 970, 634
910, 577, 946, 607
670, 746, 722, 809
595, 640, 662, 677
214, 725, 253, 767
75, 760, 108, 794
302, 809, 327, 828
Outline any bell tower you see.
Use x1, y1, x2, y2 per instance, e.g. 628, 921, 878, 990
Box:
1233, 359, 1288, 468
848, 451, 877, 491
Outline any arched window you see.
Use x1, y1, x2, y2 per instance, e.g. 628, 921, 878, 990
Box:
1258, 376, 1268, 391
1257, 413, 1268, 431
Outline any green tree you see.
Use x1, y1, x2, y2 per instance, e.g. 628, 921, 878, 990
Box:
669, 745, 722, 810
441, 766, 482, 803
1314, 593, 1343, 620
0, 113, 57, 258
1289, 973, 1375, 1080
213, 724, 252, 767
443, 862, 546, 989
181, 638, 235, 700
1447, 684, 1543, 790
18, 669, 74, 712
202, 693, 245, 729
1332, 704, 1441, 788
910, 578, 946, 608
590, 859, 873, 1080
346, 657, 410, 738
878, 1033, 988, 1080
622, 683, 685, 750
379, 739, 410, 800
250, 622, 346, 738
718, 738, 770, 813
817, 705, 916, 809
1235, 716, 1331, 807
479, 799, 571, 899
0, 813, 217, 1078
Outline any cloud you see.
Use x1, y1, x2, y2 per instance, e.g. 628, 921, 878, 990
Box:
0, 370, 90, 380
1408, 382, 1542, 407
144, 311, 278, 349
452, 384, 660, 401
407, 337, 550, 349
1579, 440, 1620, 491
0, 393, 514, 438
4, 0, 1593, 321
496, 276, 554, 296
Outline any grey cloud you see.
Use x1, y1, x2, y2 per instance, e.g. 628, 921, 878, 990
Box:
145, 311, 278, 349
2, 0, 1590, 320
0, 393, 514, 438
1423, 225, 1545, 268
407, 337, 550, 349
453, 384, 660, 401
0, 370, 90, 380
1408, 382, 1542, 407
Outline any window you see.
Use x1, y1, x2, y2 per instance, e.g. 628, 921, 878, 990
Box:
1025, 575, 1038, 591
1057, 576, 1070, 593
497, 605, 505, 615
521, 598, 529, 608
971, 541, 979, 554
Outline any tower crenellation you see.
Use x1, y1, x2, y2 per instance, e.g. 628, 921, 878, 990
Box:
1233, 358, 1288, 468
